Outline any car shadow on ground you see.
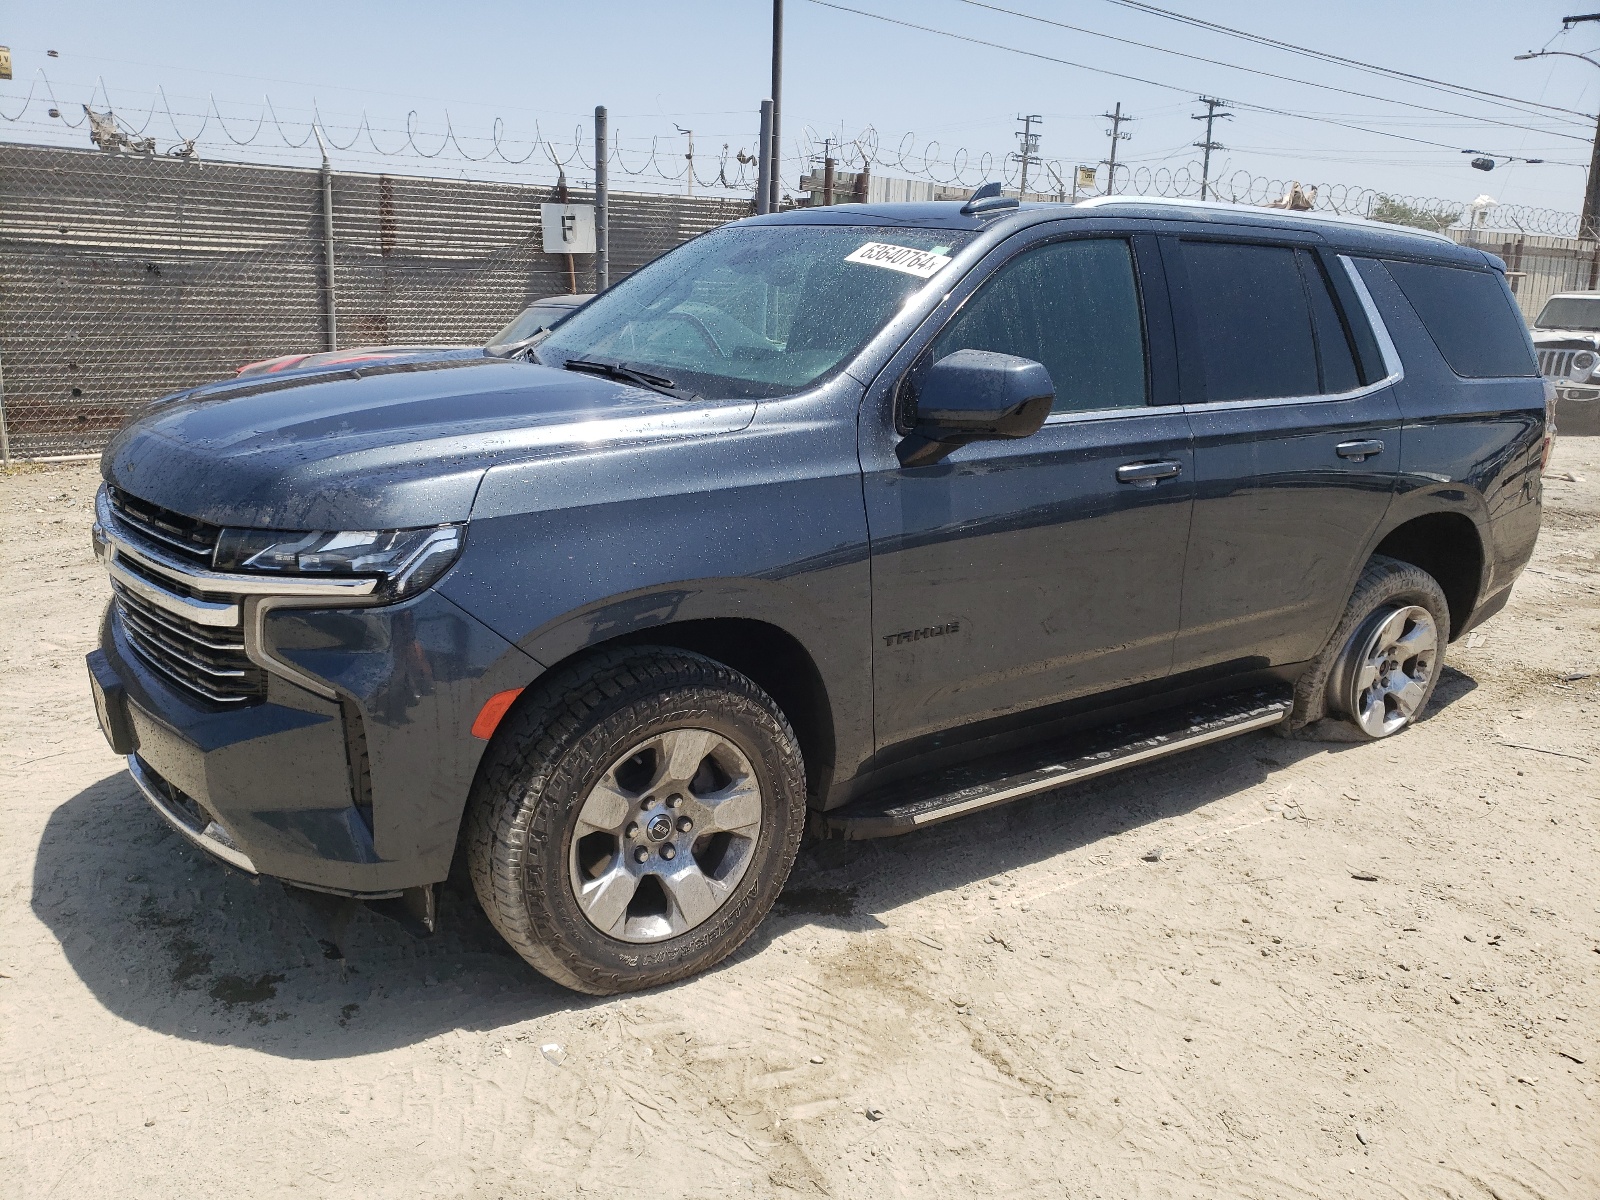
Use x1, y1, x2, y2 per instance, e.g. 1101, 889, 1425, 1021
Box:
33, 667, 1477, 1059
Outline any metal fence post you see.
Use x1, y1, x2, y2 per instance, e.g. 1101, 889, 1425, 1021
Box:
756, 101, 773, 215
0, 345, 10, 468
595, 106, 609, 291
313, 126, 338, 351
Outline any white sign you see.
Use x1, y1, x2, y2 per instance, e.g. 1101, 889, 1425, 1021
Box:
540, 203, 596, 255
844, 241, 952, 279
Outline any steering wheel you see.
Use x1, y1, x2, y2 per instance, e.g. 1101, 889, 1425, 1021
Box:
659, 309, 726, 357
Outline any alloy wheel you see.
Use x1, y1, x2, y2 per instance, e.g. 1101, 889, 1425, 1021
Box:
1342, 604, 1438, 737
567, 727, 764, 943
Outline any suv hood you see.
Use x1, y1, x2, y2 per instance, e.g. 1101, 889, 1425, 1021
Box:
102, 356, 755, 530
1530, 328, 1600, 350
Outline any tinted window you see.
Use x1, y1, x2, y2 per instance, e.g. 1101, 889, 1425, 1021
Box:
1182, 241, 1318, 401
1297, 249, 1361, 394
932, 238, 1146, 413
1384, 260, 1537, 378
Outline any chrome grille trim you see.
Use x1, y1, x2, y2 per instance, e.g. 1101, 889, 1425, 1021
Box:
109, 556, 241, 626
109, 488, 221, 562
96, 484, 378, 704
110, 587, 246, 653
1538, 348, 1576, 379
114, 581, 265, 704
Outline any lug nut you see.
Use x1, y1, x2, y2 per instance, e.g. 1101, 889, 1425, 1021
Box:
661, 845, 676, 860
633, 846, 649, 864
666, 794, 681, 809
625, 822, 639, 839
677, 816, 693, 832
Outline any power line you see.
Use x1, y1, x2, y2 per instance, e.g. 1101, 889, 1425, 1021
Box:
800, 0, 1589, 163
1091, 0, 1595, 122
954, 0, 1592, 139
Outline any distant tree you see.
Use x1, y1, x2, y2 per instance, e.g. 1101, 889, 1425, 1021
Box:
1369, 195, 1462, 233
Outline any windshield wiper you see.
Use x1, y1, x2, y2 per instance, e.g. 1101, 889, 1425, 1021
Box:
562, 357, 700, 403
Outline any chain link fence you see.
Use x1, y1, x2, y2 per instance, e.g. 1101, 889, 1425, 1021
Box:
0, 142, 749, 459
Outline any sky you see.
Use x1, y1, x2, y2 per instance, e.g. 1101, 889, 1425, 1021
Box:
1, 0, 1596, 218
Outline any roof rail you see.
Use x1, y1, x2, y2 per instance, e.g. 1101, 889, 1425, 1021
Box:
1076, 194, 1457, 245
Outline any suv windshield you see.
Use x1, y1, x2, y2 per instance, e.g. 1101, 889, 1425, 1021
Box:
1536, 295, 1600, 331
537, 224, 972, 399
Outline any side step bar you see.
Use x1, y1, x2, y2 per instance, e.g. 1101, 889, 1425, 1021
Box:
824, 688, 1291, 839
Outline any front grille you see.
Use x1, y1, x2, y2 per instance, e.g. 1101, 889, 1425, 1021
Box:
1538, 348, 1577, 379
113, 580, 266, 705
110, 488, 222, 563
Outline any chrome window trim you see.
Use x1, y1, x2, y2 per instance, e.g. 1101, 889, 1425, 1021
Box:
1043, 404, 1176, 427
1340, 253, 1404, 381
1175, 253, 1404, 415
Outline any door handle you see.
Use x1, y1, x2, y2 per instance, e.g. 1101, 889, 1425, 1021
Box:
1116, 460, 1183, 488
1336, 439, 1385, 462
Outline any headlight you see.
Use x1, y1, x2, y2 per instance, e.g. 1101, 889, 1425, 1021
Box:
214, 525, 465, 601
1573, 350, 1598, 378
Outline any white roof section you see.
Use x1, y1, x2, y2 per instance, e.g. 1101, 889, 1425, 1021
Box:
1075, 194, 1459, 246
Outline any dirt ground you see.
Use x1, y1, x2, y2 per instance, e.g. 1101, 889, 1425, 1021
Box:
2, 440, 1597, 1200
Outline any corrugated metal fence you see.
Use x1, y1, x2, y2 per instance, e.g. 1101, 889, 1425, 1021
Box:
0, 142, 749, 458
1448, 227, 1600, 325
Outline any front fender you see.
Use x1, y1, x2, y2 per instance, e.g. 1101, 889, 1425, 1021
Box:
436, 381, 875, 791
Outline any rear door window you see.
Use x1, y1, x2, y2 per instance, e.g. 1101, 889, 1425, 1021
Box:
1382, 260, 1536, 378
1297, 249, 1362, 394
1180, 241, 1319, 402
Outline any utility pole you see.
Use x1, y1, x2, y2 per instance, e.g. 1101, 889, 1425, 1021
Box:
1100, 103, 1133, 195
1516, 15, 1600, 237
821, 137, 836, 206
1192, 96, 1232, 201
595, 105, 609, 290
1011, 114, 1042, 197
756, 100, 774, 214
675, 124, 695, 197
770, 0, 784, 212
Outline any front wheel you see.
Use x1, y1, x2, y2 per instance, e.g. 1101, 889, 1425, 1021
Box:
465, 647, 806, 995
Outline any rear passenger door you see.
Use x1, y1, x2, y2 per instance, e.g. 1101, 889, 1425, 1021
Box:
1164, 235, 1402, 674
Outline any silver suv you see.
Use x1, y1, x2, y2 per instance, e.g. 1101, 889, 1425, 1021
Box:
1531, 291, 1600, 401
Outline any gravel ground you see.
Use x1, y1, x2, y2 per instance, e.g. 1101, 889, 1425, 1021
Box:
2, 441, 1597, 1199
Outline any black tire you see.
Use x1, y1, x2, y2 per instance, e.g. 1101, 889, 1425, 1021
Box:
1286, 554, 1451, 739
464, 646, 806, 994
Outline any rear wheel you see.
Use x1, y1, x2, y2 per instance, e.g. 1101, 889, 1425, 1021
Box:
465, 646, 806, 994
1289, 554, 1452, 740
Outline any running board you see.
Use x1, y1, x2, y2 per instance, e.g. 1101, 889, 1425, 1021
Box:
824, 688, 1291, 839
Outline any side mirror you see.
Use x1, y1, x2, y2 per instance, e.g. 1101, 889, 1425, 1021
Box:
897, 348, 1055, 467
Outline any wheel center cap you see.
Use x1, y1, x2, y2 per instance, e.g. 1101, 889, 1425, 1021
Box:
646, 813, 674, 842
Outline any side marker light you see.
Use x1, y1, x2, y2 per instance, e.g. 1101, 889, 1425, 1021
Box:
471, 688, 525, 740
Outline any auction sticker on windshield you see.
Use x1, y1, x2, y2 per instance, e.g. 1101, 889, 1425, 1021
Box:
844, 241, 953, 279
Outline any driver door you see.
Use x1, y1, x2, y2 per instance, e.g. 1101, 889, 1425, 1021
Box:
862, 233, 1195, 752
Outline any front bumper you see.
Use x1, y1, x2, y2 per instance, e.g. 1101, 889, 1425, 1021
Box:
90, 575, 541, 897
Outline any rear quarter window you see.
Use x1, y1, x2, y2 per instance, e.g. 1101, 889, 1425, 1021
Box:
1382, 259, 1536, 378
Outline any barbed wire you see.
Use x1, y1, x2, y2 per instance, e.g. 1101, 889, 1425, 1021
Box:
2, 69, 1582, 236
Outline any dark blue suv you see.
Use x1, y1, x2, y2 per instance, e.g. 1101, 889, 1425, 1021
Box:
86, 192, 1548, 993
